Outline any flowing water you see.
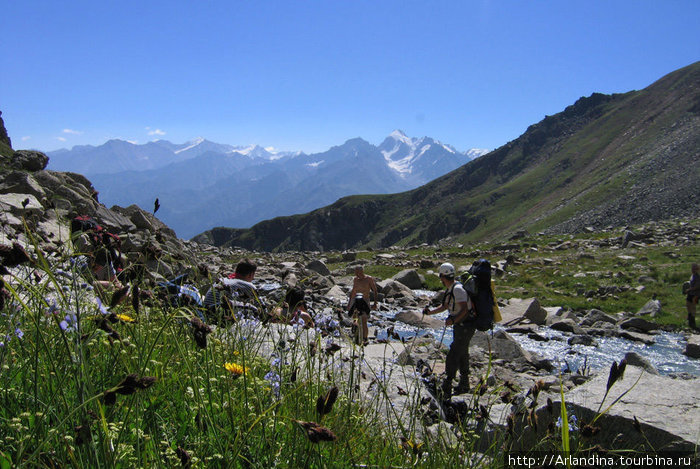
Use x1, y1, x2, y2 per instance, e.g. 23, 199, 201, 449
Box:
375, 290, 700, 376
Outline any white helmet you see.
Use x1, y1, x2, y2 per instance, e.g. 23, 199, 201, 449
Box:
438, 262, 455, 277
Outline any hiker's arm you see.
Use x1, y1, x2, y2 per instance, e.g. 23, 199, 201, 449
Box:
447, 300, 469, 325
371, 278, 378, 309
424, 304, 447, 315
347, 284, 357, 310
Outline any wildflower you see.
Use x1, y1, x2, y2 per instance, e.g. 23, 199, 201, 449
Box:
224, 363, 248, 377
60, 312, 78, 332
14, 327, 23, 340
95, 297, 110, 315
399, 437, 424, 456
116, 313, 136, 323
316, 386, 339, 416
293, 420, 337, 443
264, 371, 281, 396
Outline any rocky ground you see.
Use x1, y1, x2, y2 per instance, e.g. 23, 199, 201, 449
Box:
1, 149, 698, 453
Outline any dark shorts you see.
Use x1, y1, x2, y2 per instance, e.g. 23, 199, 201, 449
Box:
349, 297, 371, 317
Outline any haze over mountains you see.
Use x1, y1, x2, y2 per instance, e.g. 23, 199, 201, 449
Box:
47, 132, 487, 238
196, 61, 700, 252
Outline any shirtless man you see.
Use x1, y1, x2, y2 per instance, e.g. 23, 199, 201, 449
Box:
347, 265, 378, 345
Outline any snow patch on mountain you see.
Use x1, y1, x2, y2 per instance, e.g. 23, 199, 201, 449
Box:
174, 137, 205, 154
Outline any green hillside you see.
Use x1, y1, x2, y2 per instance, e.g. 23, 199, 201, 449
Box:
195, 62, 700, 251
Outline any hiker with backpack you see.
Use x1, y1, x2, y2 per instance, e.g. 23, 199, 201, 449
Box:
423, 262, 475, 397
686, 263, 700, 330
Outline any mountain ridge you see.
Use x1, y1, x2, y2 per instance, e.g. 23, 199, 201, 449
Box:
194, 61, 700, 251
49, 131, 483, 238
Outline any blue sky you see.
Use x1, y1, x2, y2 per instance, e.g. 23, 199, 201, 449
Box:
2, 1, 699, 154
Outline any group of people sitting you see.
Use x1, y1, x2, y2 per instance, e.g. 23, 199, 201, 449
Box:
202, 258, 315, 328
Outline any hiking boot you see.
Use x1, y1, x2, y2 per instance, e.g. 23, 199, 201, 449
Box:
440, 379, 452, 399
454, 382, 470, 395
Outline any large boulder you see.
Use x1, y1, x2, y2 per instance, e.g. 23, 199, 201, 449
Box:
560, 366, 697, 451
684, 334, 700, 359
377, 279, 415, 300
391, 269, 424, 289
499, 298, 548, 325
580, 309, 617, 327
306, 259, 331, 277
506, 366, 700, 452
11, 150, 49, 171
619, 316, 659, 333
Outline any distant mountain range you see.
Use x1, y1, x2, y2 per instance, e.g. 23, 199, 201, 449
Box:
46, 132, 488, 238
194, 61, 700, 251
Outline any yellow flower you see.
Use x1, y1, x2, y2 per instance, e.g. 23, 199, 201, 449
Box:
224, 362, 248, 376
116, 313, 136, 323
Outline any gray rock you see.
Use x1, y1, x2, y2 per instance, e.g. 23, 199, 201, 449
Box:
580, 309, 617, 327
623, 352, 660, 375
619, 316, 658, 333
562, 366, 697, 451
684, 335, 700, 359
0, 171, 47, 202
11, 150, 49, 171
394, 310, 443, 329
499, 297, 547, 325
568, 335, 597, 347
549, 319, 580, 333
618, 330, 655, 345
377, 279, 414, 299
0, 193, 43, 216
637, 299, 661, 317
305, 259, 331, 277
391, 269, 424, 289
341, 251, 356, 261
324, 285, 347, 304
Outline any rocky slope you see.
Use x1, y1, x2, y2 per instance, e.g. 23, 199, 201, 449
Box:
196, 61, 700, 252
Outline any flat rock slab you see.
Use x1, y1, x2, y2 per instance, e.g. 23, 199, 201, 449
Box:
562, 366, 699, 451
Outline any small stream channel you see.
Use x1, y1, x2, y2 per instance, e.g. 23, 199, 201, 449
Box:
375, 291, 700, 377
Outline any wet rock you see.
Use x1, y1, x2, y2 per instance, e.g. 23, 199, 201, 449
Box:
568, 335, 597, 347
618, 330, 655, 345
549, 319, 581, 334
394, 310, 443, 329
623, 351, 660, 375
684, 335, 700, 359
619, 316, 658, 333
